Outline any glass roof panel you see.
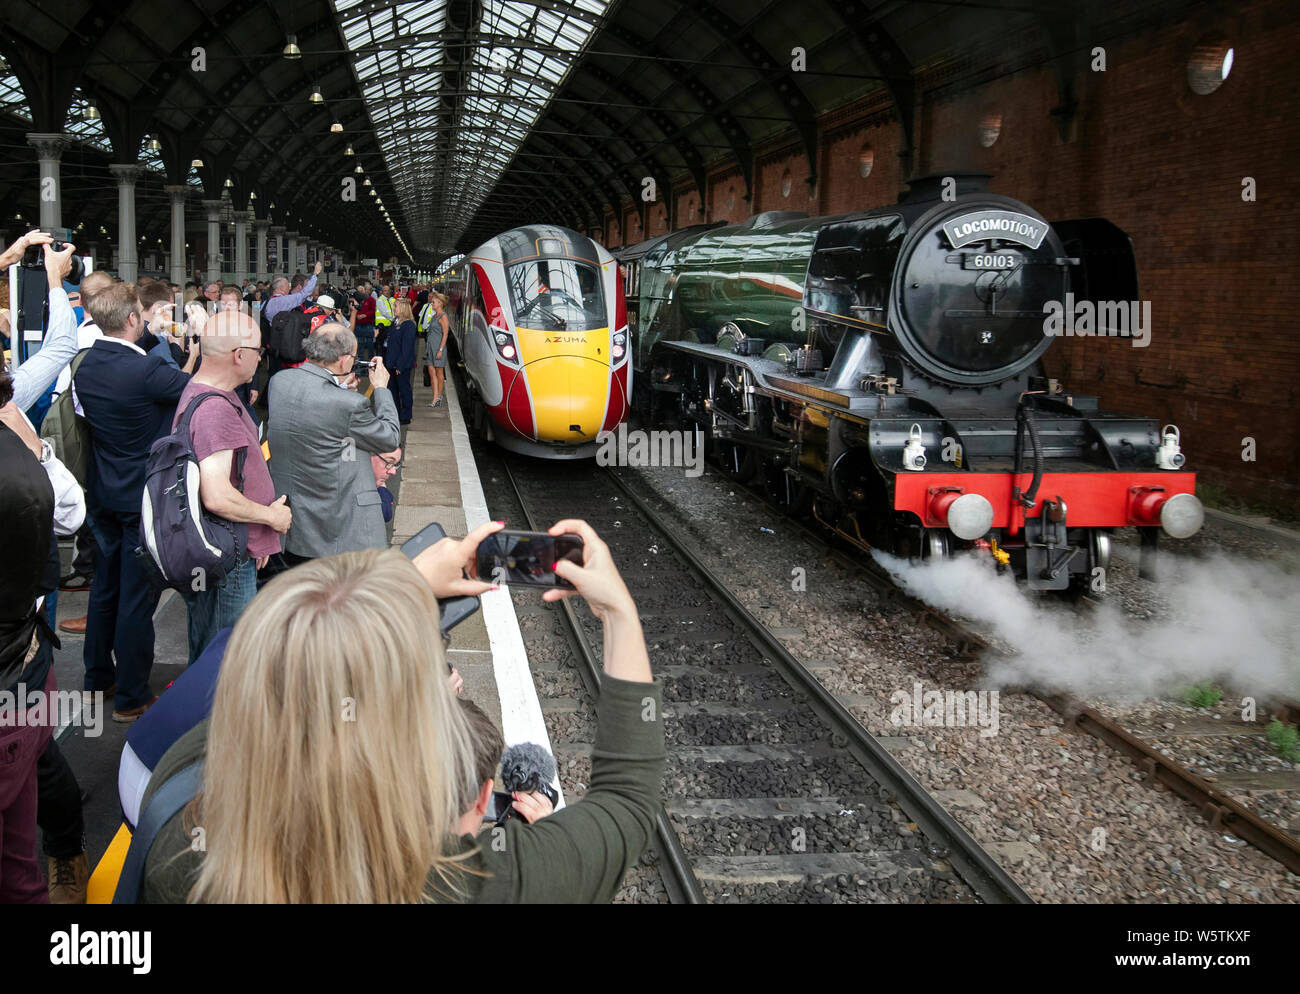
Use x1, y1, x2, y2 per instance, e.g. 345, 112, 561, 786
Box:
0, 68, 31, 121
333, 0, 612, 257
64, 90, 112, 154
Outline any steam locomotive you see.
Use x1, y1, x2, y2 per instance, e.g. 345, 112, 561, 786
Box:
617, 173, 1202, 591
453, 225, 630, 459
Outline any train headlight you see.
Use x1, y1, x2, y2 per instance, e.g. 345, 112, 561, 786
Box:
1159, 492, 1204, 539
495, 332, 509, 346
613, 332, 626, 346
612, 344, 625, 359
501, 344, 517, 360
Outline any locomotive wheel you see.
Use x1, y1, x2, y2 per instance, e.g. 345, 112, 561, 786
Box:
893, 522, 950, 564
711, 439, 758, 482
761, 462, 813, 514
677, 374, 706, 432
1067, 530, 1111, 599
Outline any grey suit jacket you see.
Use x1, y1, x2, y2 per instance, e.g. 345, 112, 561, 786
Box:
267, 362, 401, 558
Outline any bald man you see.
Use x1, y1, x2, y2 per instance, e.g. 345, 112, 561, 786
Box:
176, 311, 292, 664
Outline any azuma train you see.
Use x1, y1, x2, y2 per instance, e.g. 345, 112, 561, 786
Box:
451, 225, 631, 459
616, 172, 1203, 591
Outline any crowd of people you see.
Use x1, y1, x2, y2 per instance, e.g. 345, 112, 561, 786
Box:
0, 228, 661, 905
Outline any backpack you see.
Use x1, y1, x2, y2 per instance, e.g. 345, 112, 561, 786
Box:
268, 304, 326, 364
138, 392, 249, 598
39, 347, 93, 485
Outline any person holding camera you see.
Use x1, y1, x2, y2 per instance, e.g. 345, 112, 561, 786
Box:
267, 320, 399, 564
1, 231, 82, 412
137, 281, 202, 374
134, 517, 659, 903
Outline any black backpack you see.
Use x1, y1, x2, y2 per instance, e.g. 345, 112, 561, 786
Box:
138, 392, 249, 599
267, 305, 323, 364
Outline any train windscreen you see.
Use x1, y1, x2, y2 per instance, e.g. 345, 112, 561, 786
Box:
507, 259, 607, 331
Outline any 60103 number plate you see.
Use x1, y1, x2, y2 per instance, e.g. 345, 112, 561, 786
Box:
963, 252, 1019, 270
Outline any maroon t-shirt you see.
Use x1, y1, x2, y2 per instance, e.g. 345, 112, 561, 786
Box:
174, 380, 280, 558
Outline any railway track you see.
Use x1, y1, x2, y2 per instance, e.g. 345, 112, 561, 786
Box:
485, 452, 1031, 905
676, 460, 1300, 878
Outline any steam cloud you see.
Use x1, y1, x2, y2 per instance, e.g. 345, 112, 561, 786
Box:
871, 547, 1300, 701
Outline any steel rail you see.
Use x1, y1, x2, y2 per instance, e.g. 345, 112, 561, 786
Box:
714, 467, 1300, 876
499, 458, 707, 905
602, 467, 1033, 904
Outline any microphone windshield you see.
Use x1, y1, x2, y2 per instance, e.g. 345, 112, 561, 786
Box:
499, 742, 557, 794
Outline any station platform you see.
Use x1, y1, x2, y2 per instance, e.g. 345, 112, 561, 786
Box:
45, 359, 553, 885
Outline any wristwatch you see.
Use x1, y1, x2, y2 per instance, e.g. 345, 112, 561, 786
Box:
39, 438, 55, 464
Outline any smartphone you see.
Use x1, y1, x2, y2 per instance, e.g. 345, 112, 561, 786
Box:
475, 530, 583, 589
400, 522, 481, 637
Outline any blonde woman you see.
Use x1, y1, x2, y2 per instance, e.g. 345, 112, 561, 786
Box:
138, 518, 662, 903
385, 297, 417, 424
425, 292, 451, 409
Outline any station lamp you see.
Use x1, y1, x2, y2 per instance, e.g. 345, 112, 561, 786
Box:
191, 157, 204, 169
331, 120, 343, 133
147, 136, 162, 152
309, 85, 324, 104
345, 144, 355, 156
283, 34, 302, 59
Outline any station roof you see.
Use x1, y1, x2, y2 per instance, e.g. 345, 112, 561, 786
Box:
0, 0, 1119, 267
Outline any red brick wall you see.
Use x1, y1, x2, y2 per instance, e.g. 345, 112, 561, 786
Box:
646, 202, 670, 237
707, 165, 747, 225
820, 116, 904, 216
753, 148, 811, 214
602, 211, 620, 248
621, 203, 644, 245
675, 186, 703, 226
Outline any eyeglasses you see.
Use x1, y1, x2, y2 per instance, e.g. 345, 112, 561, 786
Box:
234, 345, 267, 359
381, 455, 403, 470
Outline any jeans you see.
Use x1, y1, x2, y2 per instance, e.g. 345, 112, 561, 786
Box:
84, 509, 160, 711
37, 738, 84, 860
390, 369, 413, 423
355, 324, 375, 362
32, 601, 82, 862
0, 664, 55, 903
185, 558, 258, 666
72, 522, 98, 576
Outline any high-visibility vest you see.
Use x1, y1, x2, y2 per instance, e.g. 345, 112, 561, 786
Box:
419, 303, 437, 334
375, 295, 395, 327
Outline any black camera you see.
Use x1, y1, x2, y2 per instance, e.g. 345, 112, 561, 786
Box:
486, 742, 561, 825
20, 237, 87, 284
10, 233, 91, 363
